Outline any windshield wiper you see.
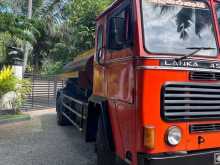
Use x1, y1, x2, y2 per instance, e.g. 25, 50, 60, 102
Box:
175, 47, 216, 61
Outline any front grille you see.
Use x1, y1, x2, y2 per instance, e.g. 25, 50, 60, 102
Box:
190, 72, 220, 81
162, 82, 220, 121
190, 123, 220, 133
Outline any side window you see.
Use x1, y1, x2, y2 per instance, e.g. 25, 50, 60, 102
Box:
108, 5, 132, 50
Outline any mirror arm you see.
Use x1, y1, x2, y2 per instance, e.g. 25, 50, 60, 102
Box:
96, 47, 105, 66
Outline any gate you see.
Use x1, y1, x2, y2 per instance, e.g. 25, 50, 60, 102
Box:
21, 74, 64, 111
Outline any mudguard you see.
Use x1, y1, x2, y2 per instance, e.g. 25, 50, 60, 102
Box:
85, 95, 115, 151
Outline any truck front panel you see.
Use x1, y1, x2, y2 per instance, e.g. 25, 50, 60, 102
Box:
137, 63, 220, 154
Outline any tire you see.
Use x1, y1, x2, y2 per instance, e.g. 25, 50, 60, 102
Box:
56, 96, 71, 126
96, 116, 115, 165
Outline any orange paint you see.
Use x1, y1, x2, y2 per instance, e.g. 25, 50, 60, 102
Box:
92, 0, 220, 164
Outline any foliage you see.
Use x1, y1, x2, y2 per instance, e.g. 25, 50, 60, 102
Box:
41, 59, 64, 75
0, 0, 113, 73
0, 13, 39, 44
0, 10, 40, 66
0, 66, 17, 97
62, 0, 113, 56
0, 66, 31, 110
15, 79, 31, 109
0, 32, 10, 63
30, 0, 113, 74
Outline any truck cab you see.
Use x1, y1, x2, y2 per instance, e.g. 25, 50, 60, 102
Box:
56, 0, 220, 165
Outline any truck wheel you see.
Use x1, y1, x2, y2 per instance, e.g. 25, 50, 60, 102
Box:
96, 116, 115, 165
56, 97, 71, 126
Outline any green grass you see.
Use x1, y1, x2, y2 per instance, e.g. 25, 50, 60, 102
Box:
0, 114, 30, 121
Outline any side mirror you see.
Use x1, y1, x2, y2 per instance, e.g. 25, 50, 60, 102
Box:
96, 48, 105, 66
110, 17, 126, 49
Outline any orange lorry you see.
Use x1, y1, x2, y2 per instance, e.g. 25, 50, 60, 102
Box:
56, 0, 220, 164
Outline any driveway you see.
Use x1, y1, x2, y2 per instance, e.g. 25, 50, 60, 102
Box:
0, 109, 96, 165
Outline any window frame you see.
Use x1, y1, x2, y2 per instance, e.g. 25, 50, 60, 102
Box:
107, 0, 133, 51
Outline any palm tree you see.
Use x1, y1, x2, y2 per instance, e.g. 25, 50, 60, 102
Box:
0, 0, 68, 71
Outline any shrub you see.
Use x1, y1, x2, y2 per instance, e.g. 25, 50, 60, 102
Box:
15, 79, 32, 109
0, 66, 31, 111
0, 66, 17, 97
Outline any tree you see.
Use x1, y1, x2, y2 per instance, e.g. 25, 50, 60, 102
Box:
57, 0, 112, 57
35, 0, 113, 74
0, 0, 113, 74
0, 0, 67, 70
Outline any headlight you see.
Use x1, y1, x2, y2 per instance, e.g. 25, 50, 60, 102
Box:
166, 126, 182, 146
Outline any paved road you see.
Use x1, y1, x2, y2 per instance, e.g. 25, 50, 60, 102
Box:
0, 109, 96, 165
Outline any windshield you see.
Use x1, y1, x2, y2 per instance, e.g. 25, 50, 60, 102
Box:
141, 0, 218, 56
216, 3, 220, 32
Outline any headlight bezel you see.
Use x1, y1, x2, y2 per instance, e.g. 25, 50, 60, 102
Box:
165, 126, 182, 146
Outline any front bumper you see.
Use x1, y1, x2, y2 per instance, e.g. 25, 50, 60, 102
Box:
138, 149, 220, 165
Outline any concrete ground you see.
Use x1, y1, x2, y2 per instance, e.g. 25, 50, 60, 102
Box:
0, 109, 96, 165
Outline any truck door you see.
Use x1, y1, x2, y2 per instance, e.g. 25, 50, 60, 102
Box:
106, 0, 134, 102
93, 24, 107, 96
105, 0, 136, 161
